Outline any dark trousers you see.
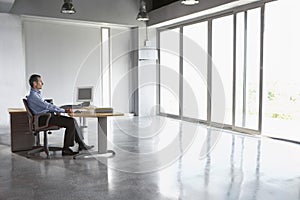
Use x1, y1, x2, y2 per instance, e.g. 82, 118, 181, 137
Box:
48, 115, 84, 149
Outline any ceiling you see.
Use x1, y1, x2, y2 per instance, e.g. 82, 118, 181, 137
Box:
1, 0, 265, 27
150, 0, 178, 11
0, 0, 179, 13
0, 0, 179, 26
0, 0, 15, 12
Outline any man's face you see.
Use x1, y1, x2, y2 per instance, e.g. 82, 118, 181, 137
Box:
33, 77, 43, 90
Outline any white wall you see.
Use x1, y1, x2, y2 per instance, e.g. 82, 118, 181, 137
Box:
23, 18, 101, 106
111, 28, 134, 113
23, 17, 134, 114
138, 26, 157, 116
0, 15, 135, 128
0, 13, 26, 126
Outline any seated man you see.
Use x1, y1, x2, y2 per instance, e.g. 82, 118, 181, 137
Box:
26, 74, 93, 156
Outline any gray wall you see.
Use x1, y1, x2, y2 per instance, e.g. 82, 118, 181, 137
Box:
0, 13, 26, 126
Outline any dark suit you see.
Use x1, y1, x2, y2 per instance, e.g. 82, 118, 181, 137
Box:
48, 114, 85, 148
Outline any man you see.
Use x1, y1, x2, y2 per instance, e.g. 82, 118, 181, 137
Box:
26, 74, 93, 156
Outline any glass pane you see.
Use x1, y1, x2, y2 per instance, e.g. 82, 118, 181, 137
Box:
235, 12, 245, 127
212, 15, 233, 125
263, 0, 300, 141
245, 8, 260, 130
160, 28, 180, 115
183, 22, 208, 120
235, 9, 260, 130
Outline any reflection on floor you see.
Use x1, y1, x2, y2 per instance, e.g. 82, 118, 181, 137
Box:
0, 116, 300, 200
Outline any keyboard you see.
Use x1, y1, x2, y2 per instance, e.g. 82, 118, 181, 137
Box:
60, 104, 82, 109
60, 102, 92, 109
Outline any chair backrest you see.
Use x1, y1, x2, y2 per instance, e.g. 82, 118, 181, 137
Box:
23, 98, 35, 132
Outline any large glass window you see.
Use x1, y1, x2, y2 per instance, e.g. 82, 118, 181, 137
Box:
235, 12, 245, 127
263, 0, 300, 141
160, 28, 180, 115
211, 15, 233, 125
158, 0, 300, 141
182, 22, 208, 120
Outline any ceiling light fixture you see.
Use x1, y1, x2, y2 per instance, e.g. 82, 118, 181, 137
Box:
61, 0, 76, 14
136, 0, 149, 21
181, 0, 199, 6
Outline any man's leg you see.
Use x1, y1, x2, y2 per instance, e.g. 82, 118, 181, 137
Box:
73, 118, 94, 150
48, 115, 75, 149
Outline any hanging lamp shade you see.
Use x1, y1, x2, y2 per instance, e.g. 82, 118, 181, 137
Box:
61, 0, 76, 14
136, 0, 149, 21
181, 0, 199, 5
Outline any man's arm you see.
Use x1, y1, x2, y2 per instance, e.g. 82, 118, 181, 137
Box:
46, 102, 65, 113
28, 92, 65, 114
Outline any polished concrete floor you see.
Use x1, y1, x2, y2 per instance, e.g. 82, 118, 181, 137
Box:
0, 116, 300, 200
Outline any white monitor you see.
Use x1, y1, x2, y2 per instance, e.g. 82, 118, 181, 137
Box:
77, 87, 93, 102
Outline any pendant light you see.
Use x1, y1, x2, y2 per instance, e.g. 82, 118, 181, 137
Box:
181, 0, 199, 5
61, 0, 76, 14
136, 0, 149, 21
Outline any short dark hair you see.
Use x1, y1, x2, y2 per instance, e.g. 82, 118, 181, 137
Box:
29, 74, 41, 87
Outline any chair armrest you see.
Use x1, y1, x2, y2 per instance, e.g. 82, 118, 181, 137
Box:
33, 113, 52, 131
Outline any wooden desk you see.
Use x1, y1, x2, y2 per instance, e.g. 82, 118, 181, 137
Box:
69, 111, 124, 158
8, 108, 35, 152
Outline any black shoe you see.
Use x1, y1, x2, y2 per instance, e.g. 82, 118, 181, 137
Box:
78, 144, 94, 151
62, 148, 79, 156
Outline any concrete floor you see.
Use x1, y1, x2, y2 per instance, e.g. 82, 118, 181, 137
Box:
0, 116, 300, 200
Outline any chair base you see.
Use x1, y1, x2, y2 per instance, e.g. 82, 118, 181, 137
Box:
27, 145, 63, 159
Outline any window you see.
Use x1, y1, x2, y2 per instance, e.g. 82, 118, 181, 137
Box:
182, 22, 208, 120
235, 8, 261, 130
160, 28, 180, 115
263, 0, 300, 141
211, 15, 233, 125
157, 0, 300, 142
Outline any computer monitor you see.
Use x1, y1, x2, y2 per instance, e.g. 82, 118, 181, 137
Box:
77, 87, 93, 103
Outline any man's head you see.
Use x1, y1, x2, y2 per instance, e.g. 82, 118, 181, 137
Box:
29, 74, 43, 90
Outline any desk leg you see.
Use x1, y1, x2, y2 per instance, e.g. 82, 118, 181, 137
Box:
79, 117, 88, 144
73, 117, 115, 159
98, 117, 107, 153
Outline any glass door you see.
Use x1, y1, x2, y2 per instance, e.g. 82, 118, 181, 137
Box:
233, 8, 261, 133
159, 28, 180, 116
211, 15, 234, 126
182, 22, 208, 121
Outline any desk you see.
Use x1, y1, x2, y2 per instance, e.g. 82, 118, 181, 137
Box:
8, 108, 35, 152
69, 111, 124, 158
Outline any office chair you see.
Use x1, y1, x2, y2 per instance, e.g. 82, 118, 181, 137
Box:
23, 99, 62, 158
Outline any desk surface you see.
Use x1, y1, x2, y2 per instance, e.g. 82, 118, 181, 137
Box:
69, 112, 124, 118
8, 108, 26, 113
8, 108, 123, 118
